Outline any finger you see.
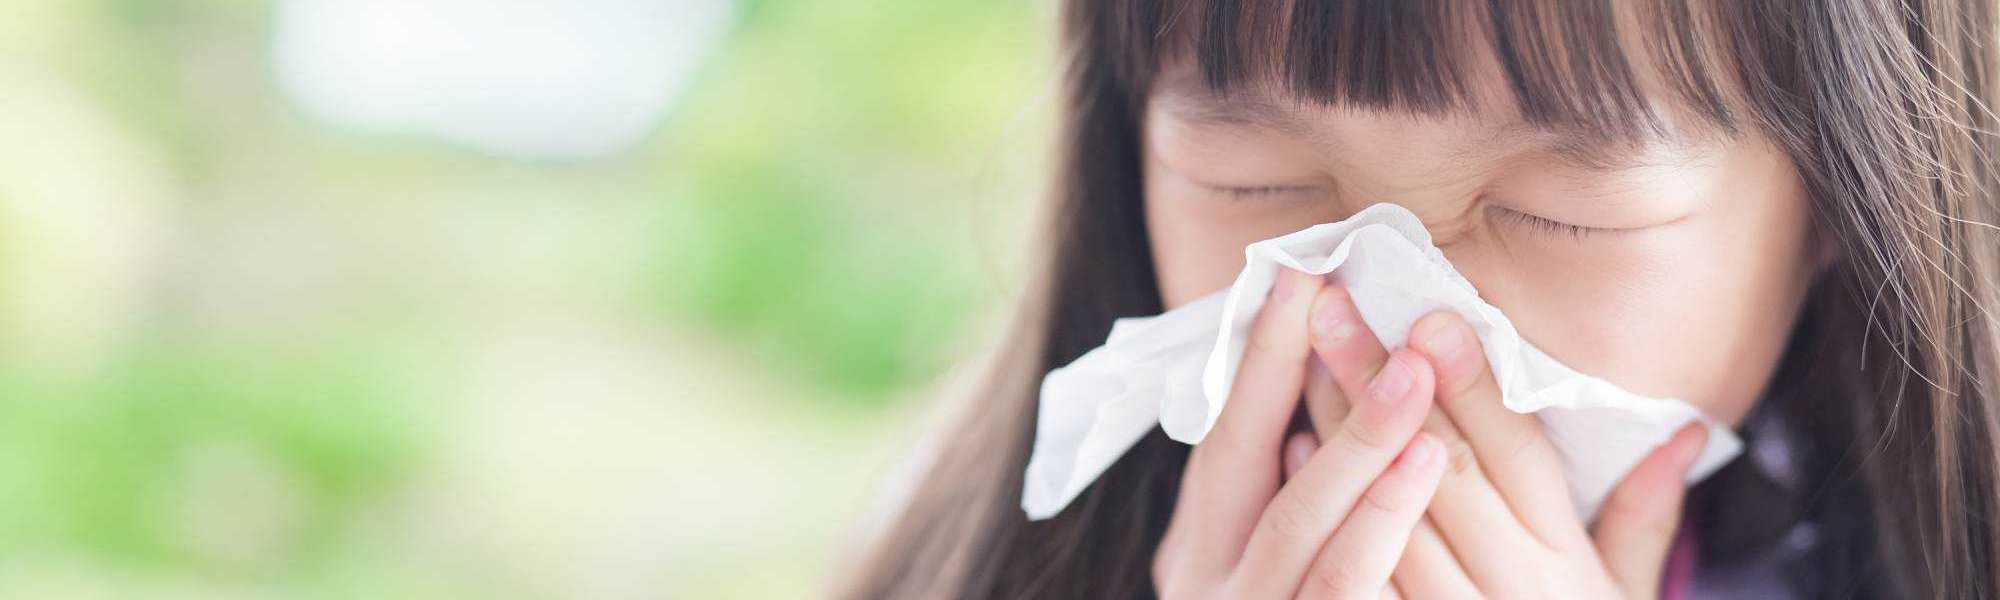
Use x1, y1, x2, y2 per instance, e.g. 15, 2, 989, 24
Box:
1409, 310, 1583, 547
1390, 517, 1479, 599
1303, 356, 1347, 445
1284, 431, 1319, 480
1413, 408, 1542, 593
1308, 285, 1391, 419
1296, 434, 1447, 600
1593, 423, 1708, 599
1177, 268, 1325, 566
1230, 349, 1435, 597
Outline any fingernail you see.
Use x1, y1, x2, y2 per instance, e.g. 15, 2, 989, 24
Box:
1418, 314, 1468, 361
1676, 424, 1710, 468
1311, 292, 1359, 343
1368, 355, 1413, 404
1399, 434, 1440, 469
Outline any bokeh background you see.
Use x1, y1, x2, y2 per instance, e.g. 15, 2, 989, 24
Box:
0, 1, 1051, 597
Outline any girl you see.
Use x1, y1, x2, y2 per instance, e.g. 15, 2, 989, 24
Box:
843, 1, 2000, 598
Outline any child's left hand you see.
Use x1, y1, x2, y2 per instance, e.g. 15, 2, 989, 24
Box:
1293, 294, 1712, 599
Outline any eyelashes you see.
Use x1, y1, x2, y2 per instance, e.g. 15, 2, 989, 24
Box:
1207, 184, 1615, 242
1489, 207, 1608, 240
1209, 184, 1323, 200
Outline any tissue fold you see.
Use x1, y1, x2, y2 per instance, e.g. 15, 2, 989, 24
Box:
1021, 203, 1742, 521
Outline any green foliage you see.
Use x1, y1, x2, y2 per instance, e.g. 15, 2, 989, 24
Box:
648, 0, 1041, 401
0, 334, 424, 574
4, 0, 1045, 596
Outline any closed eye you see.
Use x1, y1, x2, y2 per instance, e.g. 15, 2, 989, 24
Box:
1207, 184, 1324, 200
1489, 206, 1614, 240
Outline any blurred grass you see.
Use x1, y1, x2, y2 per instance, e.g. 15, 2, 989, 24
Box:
0, 0, 1047, 597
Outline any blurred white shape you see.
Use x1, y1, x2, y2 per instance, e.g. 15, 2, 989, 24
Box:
272, 0, 734, 160
0, 64, 172, 373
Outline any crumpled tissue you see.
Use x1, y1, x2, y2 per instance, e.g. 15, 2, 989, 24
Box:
1021, 203, 1742, 521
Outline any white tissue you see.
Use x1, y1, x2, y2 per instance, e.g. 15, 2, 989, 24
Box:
1021, 203, 1742, 521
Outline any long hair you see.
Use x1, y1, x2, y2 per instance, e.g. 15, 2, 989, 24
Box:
840, 1, 2000, 598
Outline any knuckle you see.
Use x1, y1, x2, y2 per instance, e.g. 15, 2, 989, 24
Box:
1437, 373, 1484, 409
1502, 430, 1546, 469
1358, 480, 1416, 516
1442, 436, 1481, 478
1466, 430, 1542, 478
1244, 325, 1281, 356
1333, 417, 1401, 457
1262, 493, 1328, 540
1307, 557, 1368, 598
1453, 350, 1491, 386
1427, 350, 1487, 403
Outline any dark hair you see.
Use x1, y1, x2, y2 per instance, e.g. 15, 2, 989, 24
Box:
840, 1, 2000, 598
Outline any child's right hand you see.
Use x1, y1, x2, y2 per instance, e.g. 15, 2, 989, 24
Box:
1151, 268, 1447, 599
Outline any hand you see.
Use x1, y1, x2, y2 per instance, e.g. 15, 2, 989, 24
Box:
1293, 289, 1713, 599
1152, 269, 1449, 599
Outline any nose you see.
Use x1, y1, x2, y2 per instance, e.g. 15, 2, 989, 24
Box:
1340, 199, 1485, 249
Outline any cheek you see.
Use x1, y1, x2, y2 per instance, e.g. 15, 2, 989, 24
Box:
1457, 182, 1815, 425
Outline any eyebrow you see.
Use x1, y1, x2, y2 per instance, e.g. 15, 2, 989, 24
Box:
1153, 82, 1700, 173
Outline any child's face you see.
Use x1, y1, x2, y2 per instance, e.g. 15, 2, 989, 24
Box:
1140, 63, 1820, 426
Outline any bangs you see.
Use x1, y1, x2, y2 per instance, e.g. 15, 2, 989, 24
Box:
1090, 0, 1766, 142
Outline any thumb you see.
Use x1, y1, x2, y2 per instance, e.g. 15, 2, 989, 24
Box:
1591, 423, 1708, 599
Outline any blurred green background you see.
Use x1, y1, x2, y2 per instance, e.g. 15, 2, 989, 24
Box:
0, 1, 1048, 597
